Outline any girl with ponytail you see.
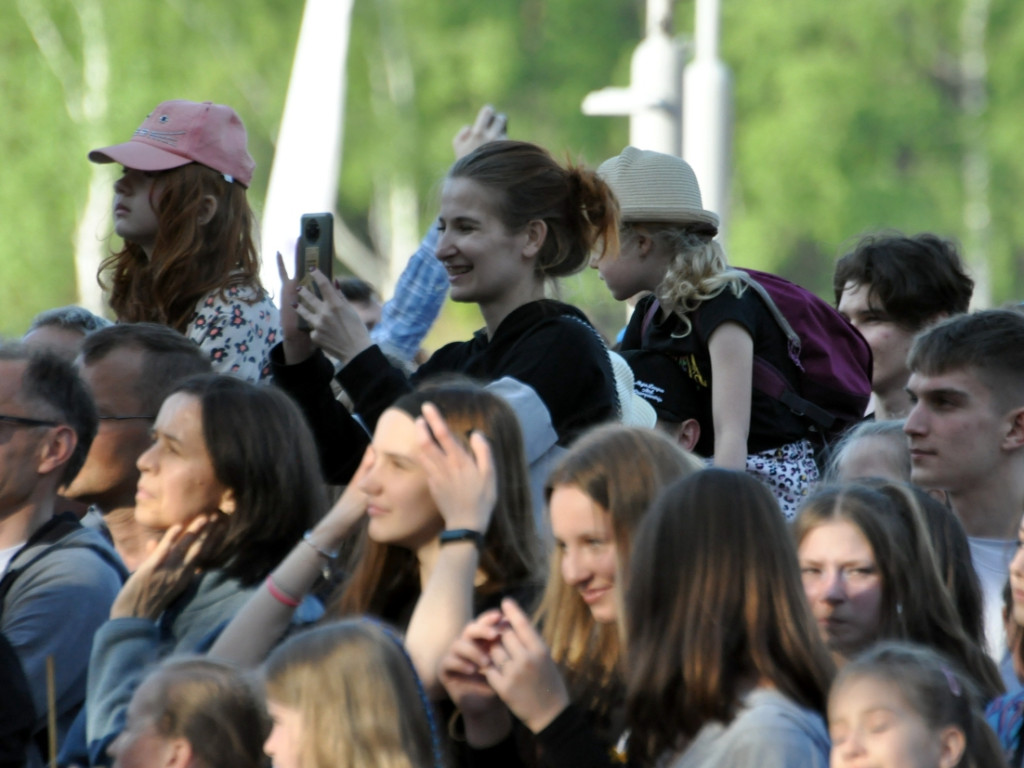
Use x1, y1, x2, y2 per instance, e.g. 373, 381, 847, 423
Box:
273, 139, 620, 470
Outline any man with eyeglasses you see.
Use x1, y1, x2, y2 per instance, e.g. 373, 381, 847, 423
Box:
0, 344, 124, 768
63, 323, 210, 571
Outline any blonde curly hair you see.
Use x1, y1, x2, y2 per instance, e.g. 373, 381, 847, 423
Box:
623, 224, 746, 336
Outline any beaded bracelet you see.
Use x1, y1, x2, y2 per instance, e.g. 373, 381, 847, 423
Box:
265, 575, 300, 608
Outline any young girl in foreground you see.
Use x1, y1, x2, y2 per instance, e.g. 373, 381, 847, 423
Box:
439, 425, 702, 766
626, 468, 834, 767
89, 100, 278, 382
263, 620, 443, 768
829, 642, 1007, 768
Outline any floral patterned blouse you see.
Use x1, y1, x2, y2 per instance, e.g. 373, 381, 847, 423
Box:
186, 284, 279, 383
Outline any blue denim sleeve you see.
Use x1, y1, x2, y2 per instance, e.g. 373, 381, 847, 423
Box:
370, 225, 448, 362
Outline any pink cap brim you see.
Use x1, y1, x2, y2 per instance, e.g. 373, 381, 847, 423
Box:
87, 140, 193, 172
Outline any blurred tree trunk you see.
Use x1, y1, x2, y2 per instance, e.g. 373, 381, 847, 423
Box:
19, 0, 109, 315
960, 0, 991, 307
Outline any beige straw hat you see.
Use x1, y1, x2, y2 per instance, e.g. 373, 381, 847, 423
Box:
598, 146, 719, 234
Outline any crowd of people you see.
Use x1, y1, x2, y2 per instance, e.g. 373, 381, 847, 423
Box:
3, 98, 1024, 768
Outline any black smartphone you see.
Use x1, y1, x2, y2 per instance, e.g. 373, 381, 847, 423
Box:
295, 212, 334, 331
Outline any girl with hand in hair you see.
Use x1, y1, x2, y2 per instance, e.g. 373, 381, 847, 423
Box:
212, 381, 541, 702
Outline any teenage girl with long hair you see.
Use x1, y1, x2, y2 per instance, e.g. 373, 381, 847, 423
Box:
211, 380, 541, 700
795, 483, 1002, 699
439, 425, 701, 766
625, 469, 834, 767
89, 100, 278, 382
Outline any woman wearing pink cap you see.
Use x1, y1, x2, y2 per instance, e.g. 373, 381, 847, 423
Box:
89, 100, 279, 383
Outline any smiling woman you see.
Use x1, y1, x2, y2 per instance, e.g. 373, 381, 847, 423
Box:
436, 425, 703, 767
271, 140, 621, 490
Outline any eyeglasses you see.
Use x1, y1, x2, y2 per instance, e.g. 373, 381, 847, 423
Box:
98, 415, 156, 422
0, 413, 60, 428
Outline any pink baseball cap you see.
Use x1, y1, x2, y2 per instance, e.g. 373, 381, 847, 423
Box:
88, 100, 255, 187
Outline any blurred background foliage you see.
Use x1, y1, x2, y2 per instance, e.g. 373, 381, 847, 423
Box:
2, 0, 1021, 347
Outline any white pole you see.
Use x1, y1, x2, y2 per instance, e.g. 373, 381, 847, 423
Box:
683, 0, 732, 240
259, 0, 354, 302
582, 0, 683, 156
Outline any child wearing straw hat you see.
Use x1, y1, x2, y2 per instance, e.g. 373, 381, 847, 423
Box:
596, 146, 818, 518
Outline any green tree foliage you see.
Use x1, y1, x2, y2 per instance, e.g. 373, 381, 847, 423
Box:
3, 0, 1021, 342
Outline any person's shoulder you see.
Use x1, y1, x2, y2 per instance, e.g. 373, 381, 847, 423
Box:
730, 689, 829, 746
15, 526, 124, 586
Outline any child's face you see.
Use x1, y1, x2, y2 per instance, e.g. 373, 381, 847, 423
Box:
828, 676, 963, 768
113, 167, 163, 255
264, 699, 304, 768
590, 228, 667, 302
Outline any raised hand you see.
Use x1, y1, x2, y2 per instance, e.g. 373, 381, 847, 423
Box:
415, 402, 497, 534
453, 104, 509, 160
295, 268, 373, 365
110, 514, 224, 620
277, 250, 314, 364
481, 598, 571, 734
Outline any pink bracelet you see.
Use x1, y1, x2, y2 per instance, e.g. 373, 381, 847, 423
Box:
265, 576, 300, 608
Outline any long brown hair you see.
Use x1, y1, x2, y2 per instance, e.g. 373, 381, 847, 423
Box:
794, 483, 1003, 700
625, 469, 834, 762
100, 163, 263, 332
329, 381, 541, 620
537, 425, 702, 716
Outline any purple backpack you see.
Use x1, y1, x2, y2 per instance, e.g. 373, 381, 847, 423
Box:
642, 268, 873, 441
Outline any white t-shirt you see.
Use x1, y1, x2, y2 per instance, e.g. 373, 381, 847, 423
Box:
0, 541, 26, 576
968, 536, 1017, 662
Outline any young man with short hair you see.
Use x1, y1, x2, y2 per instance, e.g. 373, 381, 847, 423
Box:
904, 309, 1024, 671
